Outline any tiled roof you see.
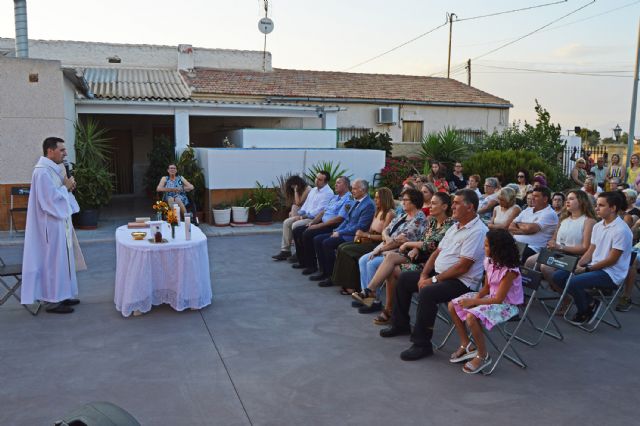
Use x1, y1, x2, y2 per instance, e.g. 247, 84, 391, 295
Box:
182, 68, 511, 107
82, 67, 191, 101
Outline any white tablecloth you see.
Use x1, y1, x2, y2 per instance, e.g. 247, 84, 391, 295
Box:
114, 222, 212, 317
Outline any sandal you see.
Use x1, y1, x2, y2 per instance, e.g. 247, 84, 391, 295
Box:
340, 287, 354, 296
462, 354, 492, 374
373, 310, 391, 326
449, 342, 477, 363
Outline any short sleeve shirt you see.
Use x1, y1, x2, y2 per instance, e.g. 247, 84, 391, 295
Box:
513, 205, 559, 252
590, 216, 633, 285
434, 215, 488, 290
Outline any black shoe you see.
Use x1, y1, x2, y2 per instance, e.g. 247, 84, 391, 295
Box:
287, 254, 298, 263
358, 300, 382, 314
400, 344, 433, 361
318, 279, 333, 287
309, 273, 327, 281
567, 312, 589, 326
272, 251, 291, 261
380, 326, 411, 338
587, 299, 603, 325
292, 263, 305, 269
61, 299, 80, 306
45, 303, 74, 314
352, 300, 364, 308
302, 268, 318, 275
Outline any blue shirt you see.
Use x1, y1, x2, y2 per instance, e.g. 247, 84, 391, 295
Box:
322, 193, 352, 223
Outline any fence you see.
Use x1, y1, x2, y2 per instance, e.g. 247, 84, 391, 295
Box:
455, 129, 486, 144
560, 146, 608, 176
337, 127, 372, 144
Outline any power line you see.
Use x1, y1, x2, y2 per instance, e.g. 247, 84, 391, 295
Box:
471, 0, 597, 61
455, 0, 567, 22
475, 63, 634, 78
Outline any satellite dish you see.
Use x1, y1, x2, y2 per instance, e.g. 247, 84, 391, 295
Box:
259, 17, 274, 34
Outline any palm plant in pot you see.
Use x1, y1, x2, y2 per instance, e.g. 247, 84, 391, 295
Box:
72, 119, 114, 229
212, 202, 231, 226
231, 194, 252, 224
251, 182, 278, 224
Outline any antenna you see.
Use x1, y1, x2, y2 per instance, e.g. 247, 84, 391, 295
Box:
258, 0, 274, 72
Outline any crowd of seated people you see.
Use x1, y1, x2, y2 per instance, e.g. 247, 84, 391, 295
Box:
270, 157, 638, 373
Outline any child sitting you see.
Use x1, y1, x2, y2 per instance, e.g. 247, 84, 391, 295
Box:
447, 229, 524, 374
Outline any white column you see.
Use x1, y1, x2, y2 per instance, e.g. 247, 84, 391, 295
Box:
174, 108, 190, 154
322, 111, 338, 129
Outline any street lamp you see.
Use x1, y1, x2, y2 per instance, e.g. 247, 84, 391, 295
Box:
614, 124, 622, 142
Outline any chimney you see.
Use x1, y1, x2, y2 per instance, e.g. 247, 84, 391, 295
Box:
14, 0, 28, 58
178, 44, 194, 71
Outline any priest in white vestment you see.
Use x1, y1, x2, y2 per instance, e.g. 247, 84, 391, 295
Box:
21, 137, 80, 314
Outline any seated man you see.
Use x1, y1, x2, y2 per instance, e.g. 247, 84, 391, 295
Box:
292, 176, 352, 275
156, 164, 194, 216
314, 178, 376, 287
380, 189, 488, 361
553, 191, 633, 325
272, 171, 333, 260
509, 186, 558, 263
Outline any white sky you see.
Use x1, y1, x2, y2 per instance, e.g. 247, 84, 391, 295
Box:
1, 0, 639, 137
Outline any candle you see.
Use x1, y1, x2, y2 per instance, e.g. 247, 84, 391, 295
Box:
185, 215, 191, 240
173, 204, 180, 224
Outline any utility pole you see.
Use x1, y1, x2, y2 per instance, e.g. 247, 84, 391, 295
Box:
466, 59, 471, 86
447, 13, 457, 78
626, 18, 639, 170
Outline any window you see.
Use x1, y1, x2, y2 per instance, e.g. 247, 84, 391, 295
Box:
402, 121, 423, 142
499, 109, 508, 126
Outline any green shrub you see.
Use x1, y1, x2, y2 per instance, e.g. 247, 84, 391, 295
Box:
251, 181, 278, 212
144, 134, 175, 196
379, 156, 424, 197
73, 119, 114, 210
419, 127, 469, 172
305, 161, 352, 188
463, 150, 562, 189
344, 131, 393, 157
176, 146, 205, 210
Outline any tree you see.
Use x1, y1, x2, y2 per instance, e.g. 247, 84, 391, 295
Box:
579, 128, 601, 147
602, 132, 628, 145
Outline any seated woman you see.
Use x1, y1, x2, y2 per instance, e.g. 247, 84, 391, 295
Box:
285, 175, 311, 218
354, 188, 428, 314
488, 187, 521, 230
156, 164, 194, 216
420, 182, 437, 216
448, 229, 523, 374
478, 177, 500, 221
353, 192, 453, 325
331, 188, 396, 295
525, 190, 596, 313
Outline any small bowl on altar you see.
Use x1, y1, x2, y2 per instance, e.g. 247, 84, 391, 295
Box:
131, 231, 147, 240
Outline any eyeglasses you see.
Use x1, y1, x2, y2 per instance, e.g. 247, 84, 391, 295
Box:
517, 175, 525, 178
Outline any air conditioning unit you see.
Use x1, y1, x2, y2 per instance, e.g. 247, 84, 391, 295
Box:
377, 107, 398, 124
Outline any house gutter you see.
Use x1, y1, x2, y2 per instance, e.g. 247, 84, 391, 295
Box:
75, 98, 343, 112
267, 96, 512, 109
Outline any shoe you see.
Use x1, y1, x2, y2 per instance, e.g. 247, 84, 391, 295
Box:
318, 279, 333, 287
309, 273, 327, 281
351, 291, 375, 307
291, 263, 305, 269
302, 268, 317, 275
462, 354, 492, 374
272, 251, 291, 261
567, 312, 589, 326
587, 300, 602, 325
287, 254, 298, 263
400, 344, 433, 361
373, 310, 391, 326
351, 300, 364, 308
358, 300, 382, 314
616, 296, 632, 312
45, 303, 74, 314
449, 342, 478, 364
380, 326, 411, 338
61, 299, 80, 306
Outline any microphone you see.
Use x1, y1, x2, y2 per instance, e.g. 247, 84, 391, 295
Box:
63, 159, 72, 178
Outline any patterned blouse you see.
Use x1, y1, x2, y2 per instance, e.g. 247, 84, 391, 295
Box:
385, 210, 428, 242
420, 216, 455, 255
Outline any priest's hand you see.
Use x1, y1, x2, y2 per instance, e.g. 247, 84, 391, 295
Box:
64, 176, 76, 192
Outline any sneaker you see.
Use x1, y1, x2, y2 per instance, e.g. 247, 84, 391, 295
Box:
271, 251, 291, 261
400, 344, 433, 361
616, 296, 632, 312
567, 312, 589, 326
358, 300, 382, 314
587, 300, 603, 325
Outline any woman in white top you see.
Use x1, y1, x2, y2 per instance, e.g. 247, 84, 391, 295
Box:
526, 190, 596, 303
488, 187, 521, 230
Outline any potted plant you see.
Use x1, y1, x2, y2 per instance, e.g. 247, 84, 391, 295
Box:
231, 194, 252, 224
212, 202, 231, 226
72, 119, 114, 229
250, 182, 278, 224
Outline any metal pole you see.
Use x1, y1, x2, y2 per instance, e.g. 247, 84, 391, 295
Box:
467, 58, 471, 85
447, 13, 456, 78
626, 18, 639, 170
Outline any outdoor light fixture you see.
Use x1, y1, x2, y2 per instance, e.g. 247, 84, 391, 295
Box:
614, 124, 622, 141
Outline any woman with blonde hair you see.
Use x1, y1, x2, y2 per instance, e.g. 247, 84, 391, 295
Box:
606, 154, 625, 190
488, 187, 521, 230
628, 154, 640, 187
571, 158, 588, 187
331, 187, 396, 295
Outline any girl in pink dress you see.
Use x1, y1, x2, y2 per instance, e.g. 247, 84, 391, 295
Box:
447, 229, 524, 374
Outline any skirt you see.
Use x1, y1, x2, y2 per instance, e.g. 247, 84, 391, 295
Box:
331, 241, 377, 289
452, 292, 519, 330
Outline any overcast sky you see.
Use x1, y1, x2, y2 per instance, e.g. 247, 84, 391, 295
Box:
2, 0, 638, 137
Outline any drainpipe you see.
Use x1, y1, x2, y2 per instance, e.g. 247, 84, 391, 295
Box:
14, 0, 28, 58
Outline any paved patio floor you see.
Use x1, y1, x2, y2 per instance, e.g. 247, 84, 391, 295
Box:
1, 233, 640, 425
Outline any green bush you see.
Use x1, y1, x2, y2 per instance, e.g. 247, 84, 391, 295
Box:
251, 181, 278, 212
73, 119, 114, 210
176, 146, 205, 210
344, 131, 393, 157
463, 150, 563, 189
419, 127, 469, 172
144, 134, 175, 196
379, 156, 424, 197
305, 160, 352, 189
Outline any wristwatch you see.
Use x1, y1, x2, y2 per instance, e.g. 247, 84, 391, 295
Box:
584, 266, 591, 272
432, 275, 439, 283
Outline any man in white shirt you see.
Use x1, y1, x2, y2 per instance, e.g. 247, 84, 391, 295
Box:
272, 171, 333, 261
380, 189, 488, 361
552, 191, 633, 325
509, 186, 558, 263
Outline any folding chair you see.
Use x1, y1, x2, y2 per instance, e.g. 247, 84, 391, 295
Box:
574, 252, 637, 333
515, 241, 528, 262
482, 267, 543, 375
9, 186, 29, 235
0, 257, 40, 315
506, 248, 579, 346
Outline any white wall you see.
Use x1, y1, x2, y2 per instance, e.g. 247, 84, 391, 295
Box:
220, 129, 337, 149
195, 148, 385, 189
